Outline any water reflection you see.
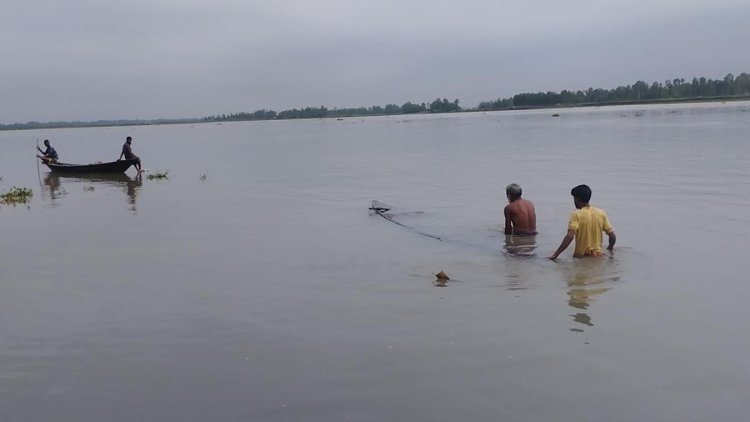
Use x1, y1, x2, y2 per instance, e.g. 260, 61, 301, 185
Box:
43, 173, 142, 212
503, 235, 537, 257
557, 257, 619, 331
42, 173, 67, 205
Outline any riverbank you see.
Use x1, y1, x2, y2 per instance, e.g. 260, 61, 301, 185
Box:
2, 95, 749, 132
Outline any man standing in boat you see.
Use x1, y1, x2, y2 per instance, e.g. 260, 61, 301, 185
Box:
118, 136, 143, 172
36, 139, 59, 163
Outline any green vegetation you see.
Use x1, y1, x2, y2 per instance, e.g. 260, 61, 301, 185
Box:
0, 118, 195, 131
487, 73, 750, 110
204, 72, 750, 120
1, 187, 33, 205
147, 171, 168, 180
2, 72, 748, 130
203, 98, 460, 122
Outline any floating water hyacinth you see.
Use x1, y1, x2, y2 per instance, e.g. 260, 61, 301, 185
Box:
147, 171, 169, 180
1, 187, 33, 205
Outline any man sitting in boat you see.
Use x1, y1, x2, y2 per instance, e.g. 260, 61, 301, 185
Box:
36, 139, 59, 163
118, 136, 143, 172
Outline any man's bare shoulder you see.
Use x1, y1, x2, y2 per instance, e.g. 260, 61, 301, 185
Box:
509, 198, 534, 209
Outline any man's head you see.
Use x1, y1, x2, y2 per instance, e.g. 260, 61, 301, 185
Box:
44, 139, 50, 146
571, 184, 592, 208
126, 136, 132, 144
506, 183, 522, 201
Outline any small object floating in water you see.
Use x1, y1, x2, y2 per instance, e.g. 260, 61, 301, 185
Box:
147, 171, 168, 180
434, 270, 450, 280
369, 200, 391, 213
552, 113, 560, 117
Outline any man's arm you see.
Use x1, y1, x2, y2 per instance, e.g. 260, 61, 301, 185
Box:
606, 230, 616, 251
504, 206, 513, 235
548, 229, 575, 260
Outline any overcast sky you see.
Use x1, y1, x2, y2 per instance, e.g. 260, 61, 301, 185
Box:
2, 0, 748, 123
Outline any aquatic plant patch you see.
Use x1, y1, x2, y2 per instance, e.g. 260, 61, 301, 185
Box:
147, 171, 169, 180
1, 187, 33, 205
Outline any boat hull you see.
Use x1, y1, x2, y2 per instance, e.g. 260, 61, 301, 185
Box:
45, 159, 138, 174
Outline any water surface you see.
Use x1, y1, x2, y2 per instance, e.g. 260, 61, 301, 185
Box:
1, 102, 749, 421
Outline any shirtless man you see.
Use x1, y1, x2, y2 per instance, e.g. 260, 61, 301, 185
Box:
504, 183, 537, 235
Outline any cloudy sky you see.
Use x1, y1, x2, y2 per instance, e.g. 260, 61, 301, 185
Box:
2, 0, 748, 123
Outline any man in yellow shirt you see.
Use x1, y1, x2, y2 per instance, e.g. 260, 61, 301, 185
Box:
549, 185, 616, 260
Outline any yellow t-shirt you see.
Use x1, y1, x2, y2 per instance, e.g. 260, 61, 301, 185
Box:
568, 207, 613, 257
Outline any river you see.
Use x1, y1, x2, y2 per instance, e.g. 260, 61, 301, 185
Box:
1, 101, 749, 421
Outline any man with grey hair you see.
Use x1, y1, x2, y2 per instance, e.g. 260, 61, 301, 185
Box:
504, 183, 537, 235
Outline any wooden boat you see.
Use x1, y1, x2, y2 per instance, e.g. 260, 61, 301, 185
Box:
45, 159, 139, 174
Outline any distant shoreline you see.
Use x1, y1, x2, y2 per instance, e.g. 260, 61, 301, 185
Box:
2, 95, 749, 132
506, 95, 750, 110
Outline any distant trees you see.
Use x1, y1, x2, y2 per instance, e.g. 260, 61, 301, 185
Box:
7, 72, 750, 131
199, 72, 750, 122
504, 73, 750, 108
277, 106, 328, 119
477, 97, 513, 111
429, 98, 460, 113
401, 101, 425, 114
203, 98, 457, 122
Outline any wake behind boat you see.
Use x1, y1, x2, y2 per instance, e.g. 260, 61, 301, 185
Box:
45, 158, 140, 174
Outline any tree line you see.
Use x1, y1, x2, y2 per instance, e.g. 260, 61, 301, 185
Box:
205, 72, 749, 122
480, 73, 750, 110
2, 72, 748, 130
203, 98, 461, 122
0, 118, 194, 131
